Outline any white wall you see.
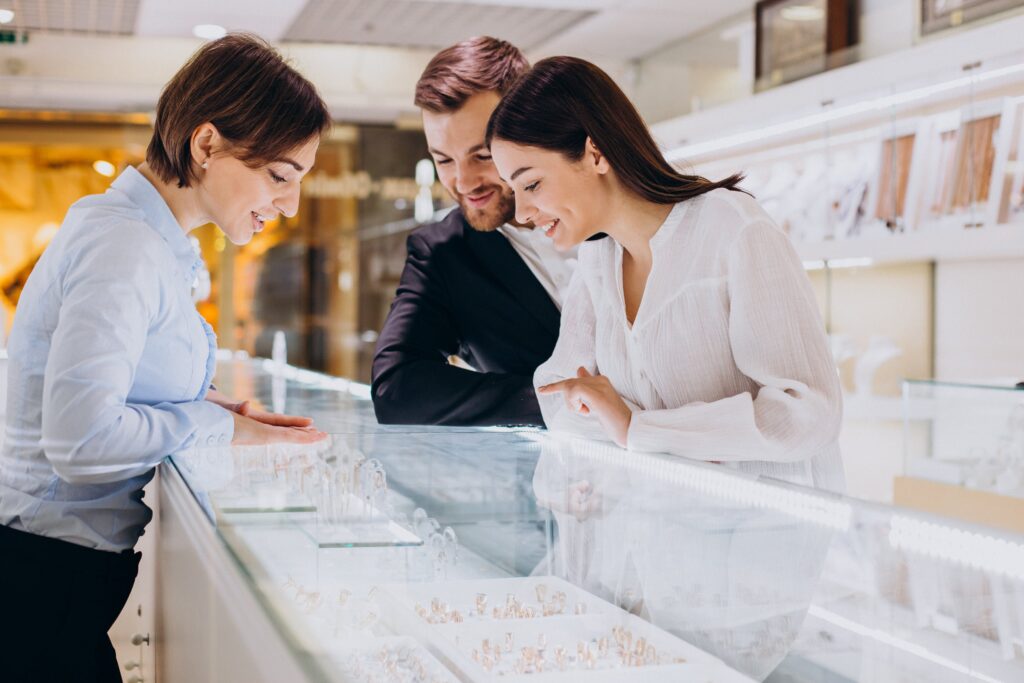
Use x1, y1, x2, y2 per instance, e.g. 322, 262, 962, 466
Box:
634, 0, 919, 126
935, 260, 1024, 381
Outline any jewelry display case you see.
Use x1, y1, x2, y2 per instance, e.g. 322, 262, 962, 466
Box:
159, 358, 1024, 683
898, 379, 1024, 532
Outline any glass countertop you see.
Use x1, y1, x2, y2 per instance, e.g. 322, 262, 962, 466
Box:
168, 357, 1024, 682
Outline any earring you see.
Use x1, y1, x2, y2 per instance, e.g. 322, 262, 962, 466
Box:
201, 160, 209, 169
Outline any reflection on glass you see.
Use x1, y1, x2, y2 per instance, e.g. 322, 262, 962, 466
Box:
532, 440, 832, 680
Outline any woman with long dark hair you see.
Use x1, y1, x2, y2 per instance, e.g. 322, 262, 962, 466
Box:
487, 57, 844, 491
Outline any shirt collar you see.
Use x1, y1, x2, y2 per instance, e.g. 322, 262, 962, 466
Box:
499, 223, 543, 245
111, 166, 203, 286
648, 201, 690, 250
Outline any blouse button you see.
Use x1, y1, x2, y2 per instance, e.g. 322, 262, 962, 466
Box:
206, 435, 216, 446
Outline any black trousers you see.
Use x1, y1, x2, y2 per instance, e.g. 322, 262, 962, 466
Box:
0, 524, 140, 683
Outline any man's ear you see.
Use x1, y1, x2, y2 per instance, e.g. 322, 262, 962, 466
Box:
584, 136, 610, 175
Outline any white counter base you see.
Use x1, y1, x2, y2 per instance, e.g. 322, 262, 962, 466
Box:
157, 463, 316, 683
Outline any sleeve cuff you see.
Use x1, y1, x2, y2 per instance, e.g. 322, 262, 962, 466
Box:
179, 400, 235, 448
625, 411, 662, 453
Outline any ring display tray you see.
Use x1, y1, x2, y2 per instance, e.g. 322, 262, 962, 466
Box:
390, 577, 612, 624
435, 613, 750, 681
380, 576, 755, 681
328, 635, 460, 683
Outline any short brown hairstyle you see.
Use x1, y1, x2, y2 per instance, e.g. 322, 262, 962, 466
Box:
147, 33, 330, 188
414, 36, 528, 113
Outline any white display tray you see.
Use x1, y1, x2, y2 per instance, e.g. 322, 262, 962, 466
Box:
436, 614, 752, 682
380, 576, 754, 682
390, 577, 611, 623
328, 635, 460, 683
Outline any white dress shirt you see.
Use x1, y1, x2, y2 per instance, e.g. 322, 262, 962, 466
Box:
535, 189, 845, 492
0, 166, 234, 551
498, 224, 577, 310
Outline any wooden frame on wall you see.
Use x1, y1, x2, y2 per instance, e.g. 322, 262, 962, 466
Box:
919, 0, 1024, 37
755, 0, 859, 91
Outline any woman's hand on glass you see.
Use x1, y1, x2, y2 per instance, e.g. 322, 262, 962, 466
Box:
207, 388, 314, 428
538, 367, 632, 447
230, 410, 327, 445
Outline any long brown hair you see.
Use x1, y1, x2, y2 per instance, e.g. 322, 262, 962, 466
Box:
485, 56, 744, 204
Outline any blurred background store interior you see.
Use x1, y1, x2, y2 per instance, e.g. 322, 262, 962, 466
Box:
2, 0, 1024, 506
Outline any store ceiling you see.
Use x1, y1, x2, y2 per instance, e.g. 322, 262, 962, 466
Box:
3, 0, 754, 60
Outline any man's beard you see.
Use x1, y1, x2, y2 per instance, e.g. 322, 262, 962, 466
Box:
459, 185, 516, 232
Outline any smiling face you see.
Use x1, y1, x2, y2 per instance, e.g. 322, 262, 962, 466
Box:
422, 91, 516, 231
490, 137, 610, 251
197, 133, 320, 245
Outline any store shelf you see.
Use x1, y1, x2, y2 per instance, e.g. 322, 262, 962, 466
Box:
651, 16, 1024, 160
795, 222, 1024, 265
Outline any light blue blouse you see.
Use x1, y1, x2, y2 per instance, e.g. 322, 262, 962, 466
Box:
0, 166, 234, 552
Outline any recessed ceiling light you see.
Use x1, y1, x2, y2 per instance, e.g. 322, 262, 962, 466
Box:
780, 5, 825, 22
0, 9, 15, 24
193, 24, 226, 40
92, 160, 116, 177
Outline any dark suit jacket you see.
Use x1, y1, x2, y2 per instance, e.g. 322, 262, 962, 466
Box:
371, 208, 561, 426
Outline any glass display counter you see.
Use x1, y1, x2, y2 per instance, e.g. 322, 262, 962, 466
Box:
902, 379, 1024, 496
163, 358, 1024, 682
897, 378, 1024, 540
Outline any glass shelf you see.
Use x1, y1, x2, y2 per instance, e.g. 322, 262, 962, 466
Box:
902, 378, 1024, 497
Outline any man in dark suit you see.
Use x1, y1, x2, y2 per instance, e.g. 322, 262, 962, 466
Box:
372, 37, 576, 426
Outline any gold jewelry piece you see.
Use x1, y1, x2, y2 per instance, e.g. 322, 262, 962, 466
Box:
475, 593, 488, 616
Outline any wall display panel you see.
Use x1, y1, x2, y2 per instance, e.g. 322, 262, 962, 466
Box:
697, 130, 886, 244
875, 132, 917, 229
991, 97, 1024, 223
950, 112, 1001, 215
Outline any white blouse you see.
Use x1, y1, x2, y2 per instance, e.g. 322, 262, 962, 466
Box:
534, 188, 845, 493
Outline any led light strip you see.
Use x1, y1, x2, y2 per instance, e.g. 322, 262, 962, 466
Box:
802, 257, 875, 271
808, 604, 1006, 683
888, 515, 1024, 580
535, 434, 852, 531
665, 62, 1024, 162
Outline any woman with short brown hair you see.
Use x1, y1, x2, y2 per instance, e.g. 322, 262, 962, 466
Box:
0, 34, 329, 681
